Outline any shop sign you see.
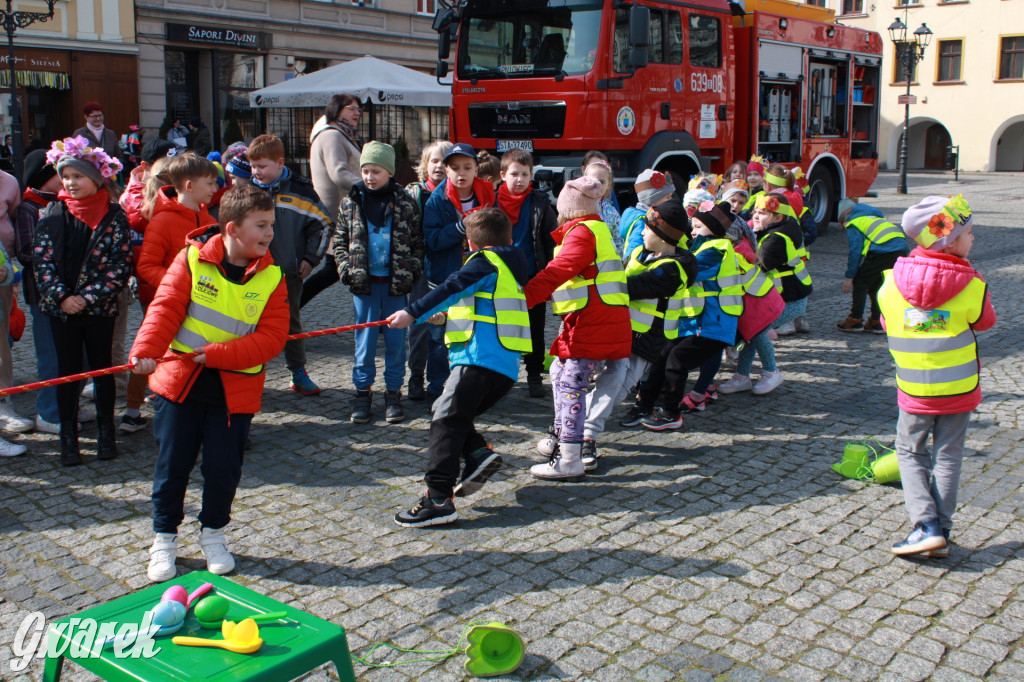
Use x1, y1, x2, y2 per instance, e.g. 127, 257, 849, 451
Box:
166, 23, 271, 50
0, 49, 68, 73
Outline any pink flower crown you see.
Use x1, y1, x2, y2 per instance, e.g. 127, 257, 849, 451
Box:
46, 135, 123, 180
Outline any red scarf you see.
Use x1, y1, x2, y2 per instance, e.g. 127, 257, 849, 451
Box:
497, 184, 530, 225
424, 178, 438, 193
445, 177, 495, 217
23, 188, 52, 207
58, 189, 111, 229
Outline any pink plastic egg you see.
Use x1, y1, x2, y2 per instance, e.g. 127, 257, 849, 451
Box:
161, 585, 188, 606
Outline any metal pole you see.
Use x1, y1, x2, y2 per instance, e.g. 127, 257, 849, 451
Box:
897, 51, 911, 195
6, 1, 23, 186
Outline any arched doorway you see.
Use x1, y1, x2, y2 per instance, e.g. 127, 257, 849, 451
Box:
887, 117, 947, 171
922, 123, 951, 169
994, 120, 1024, 171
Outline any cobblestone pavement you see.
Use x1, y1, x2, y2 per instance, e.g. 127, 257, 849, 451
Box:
2, 171, 1023, 681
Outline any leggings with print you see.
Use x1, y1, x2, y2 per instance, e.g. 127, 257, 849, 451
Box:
550, 357, 601, 444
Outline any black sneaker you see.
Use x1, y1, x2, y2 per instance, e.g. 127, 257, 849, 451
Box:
395, 495, 458, 528
527, 373, 545, 398
641, 408, 683, 431
620, 405, 650, 427
119, 414, 148, 433
407, 377, 426, 401
581, 439, 599, 472
385, 390, 404, 423
454, 448, 503, 497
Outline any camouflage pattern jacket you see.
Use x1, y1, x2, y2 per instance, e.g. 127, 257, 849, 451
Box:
333, 180, 423, 296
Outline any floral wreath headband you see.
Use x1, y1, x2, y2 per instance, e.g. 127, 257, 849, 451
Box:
754, 193, 797, 219
46, 135, 122, 180
924, 194, 972, 243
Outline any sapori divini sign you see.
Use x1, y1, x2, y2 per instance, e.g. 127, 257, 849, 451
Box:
166, 23, 271, 50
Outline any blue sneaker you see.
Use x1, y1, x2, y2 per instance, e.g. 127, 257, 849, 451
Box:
928, 528, 952, 558
290, 369, 321, 396
892, 521, 946, 556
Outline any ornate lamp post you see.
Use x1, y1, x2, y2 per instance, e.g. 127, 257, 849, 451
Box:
2, 0, 60, 186
888, 15, 932, 195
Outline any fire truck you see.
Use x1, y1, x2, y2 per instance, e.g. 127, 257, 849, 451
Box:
433, 0, 884, 227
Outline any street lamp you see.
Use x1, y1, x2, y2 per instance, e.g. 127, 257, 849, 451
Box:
888, 14, 932, 195
2, 0, 60, 187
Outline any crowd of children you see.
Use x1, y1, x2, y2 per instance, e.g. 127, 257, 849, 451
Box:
0, 123, 995, 574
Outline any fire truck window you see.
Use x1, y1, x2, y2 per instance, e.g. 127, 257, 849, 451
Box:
667, 12, 683, 65
614, 9, 630, 73
648, 11, 664, 64
689, 14, 721, 69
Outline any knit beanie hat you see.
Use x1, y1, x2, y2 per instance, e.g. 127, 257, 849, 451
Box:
225, 153, 251, 179
720, 180, 749, 203
837, 198, 857, 223
901, 194, 973, 252
56, 156, 105, 187
24, 149, 57, 189
141, 138, 178, 164
634, 169, 675, 207
682, 188, 715, 209
557, 176, 604, 218
360, 141, 396, 175
645, 198, 689, 246
693, 201, 734, 238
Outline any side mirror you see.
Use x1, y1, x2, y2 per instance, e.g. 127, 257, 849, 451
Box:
432, 8, 454, 33
438, 30, 451, 60
629, 48, 648, 69
629, 6, 650, 47
436, 60, 449, 78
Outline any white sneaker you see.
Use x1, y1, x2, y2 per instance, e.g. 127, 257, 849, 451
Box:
536, 436, 557, 457
775, 322, 797, 336
718, 374, 753, 394
35, 415, 60, 434
78, 408, 96, 423
752, 371, 785, 395
0, 436, 27, 457
147, 533, 178, 582
0, 399, 34, 433
199, 527, 235, 575
530, 443, 585, 481
82, 382, 95, 399
794, 316, 811, 334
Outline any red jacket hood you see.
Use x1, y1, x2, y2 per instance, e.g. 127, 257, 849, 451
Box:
185, 226, 278, 278
891, 247, 981, 309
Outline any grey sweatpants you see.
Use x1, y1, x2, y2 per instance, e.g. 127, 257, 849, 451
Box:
584, 356, 652, 440
895, 409, 971, 532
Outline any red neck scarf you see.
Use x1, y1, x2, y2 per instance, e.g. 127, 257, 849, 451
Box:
424, 178, 438, 193
497, 184, 530, 225
58, 189, 111, 229
23, 188, 53, 207
445, 177, 496, 217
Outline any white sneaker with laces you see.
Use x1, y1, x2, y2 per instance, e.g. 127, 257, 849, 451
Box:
199, 526, 235, 575
147, 533, 178, 582
0, 399, 34, 433
752, 370, 784, 395
0, 437, 27, 457
775, 321, 797, 336
718, 374, 753, 394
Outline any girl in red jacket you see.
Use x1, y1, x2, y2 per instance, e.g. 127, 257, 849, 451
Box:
524, 176, 631, 481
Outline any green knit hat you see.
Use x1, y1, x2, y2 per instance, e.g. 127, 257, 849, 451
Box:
360, 141, 395, 175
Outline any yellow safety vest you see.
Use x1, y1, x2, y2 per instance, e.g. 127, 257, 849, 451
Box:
444, 249, 531, 353
878, 271, 986, 399
742, 190, 763, 212
624, 245, 696, 339
170, 245, 283, 375
847, 215, 907, 258
735, 250, 774, 297
621, 213, 646, 254
757, 230, 812, 292
693, 238, 745, 316
550, 219, 628, 314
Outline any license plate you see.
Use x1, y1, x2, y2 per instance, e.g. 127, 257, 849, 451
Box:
496, 140, 533, 152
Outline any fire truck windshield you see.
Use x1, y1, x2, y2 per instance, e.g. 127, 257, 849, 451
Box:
458, 2, 602, 80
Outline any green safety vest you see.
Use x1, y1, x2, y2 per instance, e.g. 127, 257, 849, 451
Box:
742, 190, 764, 212
170, 245, 283, 375
878, 271, 986, 398
693, 238, 745, 316
550, 219, 628, 314
735, 250, 774, 297
847, 215, 906, 258
624, 245, 697, 339
757, 230, 812, 292
621, 212, 646, 254
444, 249, 531, 353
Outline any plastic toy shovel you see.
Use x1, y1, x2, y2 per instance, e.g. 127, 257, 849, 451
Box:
173, 617, 263, 654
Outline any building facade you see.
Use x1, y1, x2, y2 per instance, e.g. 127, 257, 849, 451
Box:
836, 0, 1024, 171
2, 0, 138, 151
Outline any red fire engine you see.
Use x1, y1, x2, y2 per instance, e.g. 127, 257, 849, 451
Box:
433, 0, 884, 227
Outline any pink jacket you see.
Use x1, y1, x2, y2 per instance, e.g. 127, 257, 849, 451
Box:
734, 240, 784, 342
883, 247, 996, 414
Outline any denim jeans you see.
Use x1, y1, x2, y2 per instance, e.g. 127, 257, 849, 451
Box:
29, 303, 59, 423
352, 281, 408, 391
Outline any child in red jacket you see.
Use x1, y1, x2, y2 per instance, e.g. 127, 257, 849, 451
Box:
524, 176, 631, 480
130, 184, 289, 582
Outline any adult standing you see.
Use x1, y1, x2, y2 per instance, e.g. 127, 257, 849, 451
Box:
301, 93, 362, 307
74, 102, 121, 162
187, 118, 213, 157
166, 118, 189, 148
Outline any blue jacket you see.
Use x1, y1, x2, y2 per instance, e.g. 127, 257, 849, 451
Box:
677, 235, 739, 345
844, 203, 908, 279
422, 179, 468, 284
619, 206, 647, 258
405, 245, 529, 382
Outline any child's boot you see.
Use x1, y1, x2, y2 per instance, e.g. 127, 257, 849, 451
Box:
199, 526, 235, 575
147, 533, 178, 582
530, 442, 585, 481
59, 420, 82, 467
350, 389, 372, 423
581, 439, 599, 472
536, 423, 558, 456
407, 375, 426, 401
836, 315, 864, 332
97, 416, 119, 460
384, 390, 404, 423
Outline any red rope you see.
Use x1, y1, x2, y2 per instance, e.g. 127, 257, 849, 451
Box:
0, 319, 390, 399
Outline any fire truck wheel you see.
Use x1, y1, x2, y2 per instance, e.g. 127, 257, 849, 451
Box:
806, 168, 835, 230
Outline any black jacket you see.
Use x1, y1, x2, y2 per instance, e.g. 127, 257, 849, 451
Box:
756, 216, 812, 302
626, 249, 697, 362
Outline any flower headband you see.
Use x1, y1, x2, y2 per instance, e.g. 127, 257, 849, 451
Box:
46, 135, 122, 180
754, 193, 798, 219
749, 154, 766, 166
792, 167, 809, 194
926, 194, 972, 240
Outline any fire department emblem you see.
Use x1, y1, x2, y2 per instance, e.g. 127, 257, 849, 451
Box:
616, 106, 635, 135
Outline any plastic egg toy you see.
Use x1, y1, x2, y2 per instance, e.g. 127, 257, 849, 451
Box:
194, 595, 230, 624
150, 600, 186, 627
161, 585, 188, 606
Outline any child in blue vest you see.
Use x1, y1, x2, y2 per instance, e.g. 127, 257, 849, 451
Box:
388, 208, 529, 527
620, 170, 677, 258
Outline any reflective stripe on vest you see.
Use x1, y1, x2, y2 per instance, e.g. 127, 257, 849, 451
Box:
758, 230, 812, 291
551, 219, 628, 314
735, 251, 774, 297
693, 238, 745, 315
878, 271, 986, 398
624, 245, 694, 339
170, 245, 283, 375
848, 216, 906, 257
444, 249, 532, 353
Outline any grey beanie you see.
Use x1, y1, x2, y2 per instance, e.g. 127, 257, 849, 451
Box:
55, 156, 105, 187
634, 169, 675, 207
837, 198, 857, 223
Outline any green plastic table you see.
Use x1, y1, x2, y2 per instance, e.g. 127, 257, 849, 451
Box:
43, 571, 356, 682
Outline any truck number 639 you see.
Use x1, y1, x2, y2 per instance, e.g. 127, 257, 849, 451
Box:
691, 72, 724, 94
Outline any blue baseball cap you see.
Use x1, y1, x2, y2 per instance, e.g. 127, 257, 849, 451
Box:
444, 142, 476, 164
